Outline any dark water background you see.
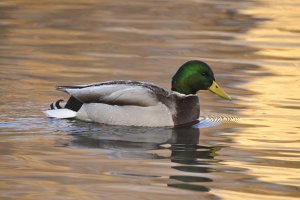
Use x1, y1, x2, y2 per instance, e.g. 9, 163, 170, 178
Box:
0, 0, 299, 199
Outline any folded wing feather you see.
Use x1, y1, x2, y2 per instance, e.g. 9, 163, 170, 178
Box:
57, 83, 159, 107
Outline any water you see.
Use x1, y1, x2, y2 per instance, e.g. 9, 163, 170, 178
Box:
0, 0, 300, 199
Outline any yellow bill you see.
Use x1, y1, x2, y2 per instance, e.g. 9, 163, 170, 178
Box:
208, 81, 231, 100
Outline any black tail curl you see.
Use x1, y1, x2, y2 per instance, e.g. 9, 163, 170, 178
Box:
50, 96, 83, 112
50, 99, 65, 110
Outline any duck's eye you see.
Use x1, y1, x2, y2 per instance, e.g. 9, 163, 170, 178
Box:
202, 72, 208, 77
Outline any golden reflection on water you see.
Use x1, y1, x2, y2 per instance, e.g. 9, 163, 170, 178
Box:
232, 1, 300, 150
213, 1, 300, 198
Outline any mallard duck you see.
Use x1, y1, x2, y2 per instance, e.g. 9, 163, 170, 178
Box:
44, 60, 230, 127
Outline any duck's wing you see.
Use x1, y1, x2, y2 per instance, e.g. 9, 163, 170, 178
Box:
56, 81, 169, 107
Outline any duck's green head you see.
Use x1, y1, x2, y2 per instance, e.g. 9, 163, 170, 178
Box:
171, 60, 231, 99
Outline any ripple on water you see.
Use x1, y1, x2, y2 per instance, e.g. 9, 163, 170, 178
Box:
195, 115, 239, 128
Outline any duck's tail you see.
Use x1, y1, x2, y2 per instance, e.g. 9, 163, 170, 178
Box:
50, 99, 66, 110
44, 96, 83, 119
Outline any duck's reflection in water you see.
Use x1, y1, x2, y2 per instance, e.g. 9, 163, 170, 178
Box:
167, 126, 216, 192
61, 120, 220, 193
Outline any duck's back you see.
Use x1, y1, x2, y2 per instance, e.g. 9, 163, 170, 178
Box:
57, 81, 168, 105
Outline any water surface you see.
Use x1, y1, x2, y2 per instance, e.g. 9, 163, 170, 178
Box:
0, 0, 300, 199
